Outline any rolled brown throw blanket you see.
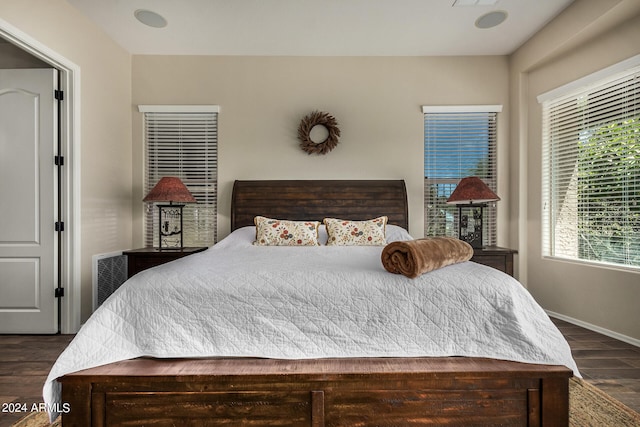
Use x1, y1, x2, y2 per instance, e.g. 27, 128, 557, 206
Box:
381, 237, 474, 278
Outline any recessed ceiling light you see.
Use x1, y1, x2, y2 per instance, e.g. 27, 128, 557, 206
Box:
134, 9, 167, 28
475, 10, 508, 29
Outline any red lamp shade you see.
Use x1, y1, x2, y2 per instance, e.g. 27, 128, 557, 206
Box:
143, 177, 197, 203
446, 176, 500, 205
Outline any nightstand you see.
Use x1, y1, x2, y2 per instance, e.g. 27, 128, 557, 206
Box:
123, 247, 208, 278
471, 246, 518, 277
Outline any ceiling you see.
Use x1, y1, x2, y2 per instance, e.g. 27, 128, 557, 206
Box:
66, 0, 574, 56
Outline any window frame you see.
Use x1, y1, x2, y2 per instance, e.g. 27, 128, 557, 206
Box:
423, 105, 502, 245
539, 56, 640, 271
139, 105, 219, 248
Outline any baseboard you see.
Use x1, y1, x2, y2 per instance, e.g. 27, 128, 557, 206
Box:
547, 310, 640, 348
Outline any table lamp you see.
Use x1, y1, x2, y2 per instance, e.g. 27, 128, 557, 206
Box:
143, 177, 197, 249
446, 176, 500, 248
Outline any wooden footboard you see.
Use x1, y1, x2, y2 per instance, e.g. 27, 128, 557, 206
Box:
60, 357, 571, 426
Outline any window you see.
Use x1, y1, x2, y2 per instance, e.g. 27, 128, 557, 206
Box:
540, 58, 640, 269
423, 106, 501, 245
139, 105, 219, 247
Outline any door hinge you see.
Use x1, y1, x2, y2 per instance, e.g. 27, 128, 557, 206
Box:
55, 288, 65, 298
55, 221, 65, 232
54, 90, 64, 101
55, 155, 64, 166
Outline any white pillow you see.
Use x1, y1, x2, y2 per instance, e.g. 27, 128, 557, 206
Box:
385, 224, 413, 243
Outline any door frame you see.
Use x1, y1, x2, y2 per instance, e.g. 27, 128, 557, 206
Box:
1, 18, 81, 333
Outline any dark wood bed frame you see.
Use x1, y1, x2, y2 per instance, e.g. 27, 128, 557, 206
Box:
60, 180, 571, 426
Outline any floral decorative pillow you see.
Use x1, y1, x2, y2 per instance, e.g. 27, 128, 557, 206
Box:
254, 216, 321, 246
324, 216, 388, 246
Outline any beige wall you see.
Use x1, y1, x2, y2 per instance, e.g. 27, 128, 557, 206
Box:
7, 0, 636, 342
509, 0, 640, 341
0, 0, 133, 322
132, 55, 510, 243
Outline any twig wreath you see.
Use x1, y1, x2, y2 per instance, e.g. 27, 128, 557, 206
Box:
298, 111, 341, 155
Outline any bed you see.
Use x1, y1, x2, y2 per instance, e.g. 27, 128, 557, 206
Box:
49, 179, 576, 426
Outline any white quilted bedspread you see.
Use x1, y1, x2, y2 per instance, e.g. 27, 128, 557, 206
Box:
44, 226, 579, 419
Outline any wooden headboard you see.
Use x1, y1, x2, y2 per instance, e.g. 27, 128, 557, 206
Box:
231, 180, 408, 231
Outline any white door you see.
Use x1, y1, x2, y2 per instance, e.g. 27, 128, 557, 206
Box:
0, 68, 58, 333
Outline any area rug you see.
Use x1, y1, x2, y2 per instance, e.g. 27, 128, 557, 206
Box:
569, 377, 640, 426
11, 378, 640, 426
11, 412, 59, 427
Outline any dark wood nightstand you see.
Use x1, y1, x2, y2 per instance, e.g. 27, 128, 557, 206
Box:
471, 246, 518, 277
123, 247, 208, 278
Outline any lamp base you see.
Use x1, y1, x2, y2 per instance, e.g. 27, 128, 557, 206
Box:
457, 204, 485, 249
157, 204, 185, 249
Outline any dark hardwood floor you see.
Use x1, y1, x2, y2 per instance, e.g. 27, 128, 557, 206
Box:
0, 334, 74, 426
551, 317, 640, 414
0, 318, 638, 426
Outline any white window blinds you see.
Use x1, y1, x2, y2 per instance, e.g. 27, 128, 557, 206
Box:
423, 106, 500, 245
140, 106, 219, 247
541, 62, 640, 269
